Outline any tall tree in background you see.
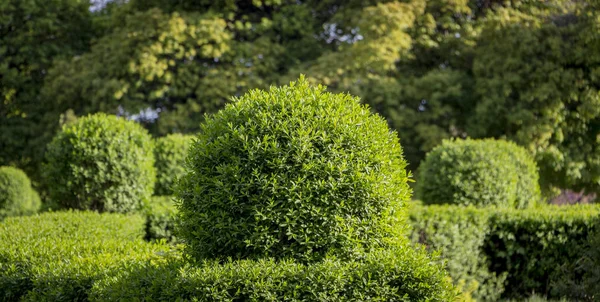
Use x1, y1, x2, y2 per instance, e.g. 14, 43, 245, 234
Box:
471, 4, 600, 195
0, 0, 95, 175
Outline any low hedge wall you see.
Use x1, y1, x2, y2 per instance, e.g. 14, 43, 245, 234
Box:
0, 211, 171, 301
0, 210, 457, 301
143, 196, 178, 242
409, 203, 600, 301
90, 246, 456, 301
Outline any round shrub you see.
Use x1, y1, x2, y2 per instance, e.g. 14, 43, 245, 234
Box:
0, 166, 41, 219
44, 113, 155, 213
154, 134, 194, 195
416, 139, 541, 208
176, 77, 412, 263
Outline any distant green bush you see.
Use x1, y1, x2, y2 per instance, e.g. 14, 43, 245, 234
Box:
177, 77, 412, 263
0, 211, 169, 301
44, 113, 155, 213
409, 204, 600, 300
89, 246, 457, 301
143, 196, 177, 242
416, 139, 541, 208
0, 166, 40, 220
154, 134, 194, 195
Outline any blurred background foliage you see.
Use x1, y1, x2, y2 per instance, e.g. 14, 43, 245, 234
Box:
1, 0, 599, 200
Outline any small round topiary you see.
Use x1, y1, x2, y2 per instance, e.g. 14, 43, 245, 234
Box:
44, 113, 155, 213
0, 166, 41, 219
176, 77, 412, 263
415, 138, 541, 208
154, 134, 194, 196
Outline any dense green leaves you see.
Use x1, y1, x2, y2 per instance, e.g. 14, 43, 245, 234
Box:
89, 246, 456, 301
0, 211, 170, 301
409, 204, 600, 300
416, 139, 541, 208
0, 166, 40, 220
0, 0, 96, 176
44, 113, 155, 213
177, 78, 412, 263
154, 134, 194, 195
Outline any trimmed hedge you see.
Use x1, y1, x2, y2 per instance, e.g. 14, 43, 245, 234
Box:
177, 77, 412, 263
154, 134, 194, 195
89, 246, 457, 301
0, 166, 40, 220
0, 211, 457, 301
416, 139, 541, 208
0, 211, 170, 301
409, 204, 504, 301
143, 195, 178, 242
409, 204, 600, 301
44, 113, 155, 213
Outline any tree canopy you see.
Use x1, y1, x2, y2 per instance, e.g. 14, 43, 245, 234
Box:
2, 0, 599, 196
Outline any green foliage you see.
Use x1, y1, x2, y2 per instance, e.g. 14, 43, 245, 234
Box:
177, 78, 411, 263
471, 5, 600, 195
553, 226, 600, 301
44, 113, 155, 213
0, 0, 96, 175
89, 246, 456, 301
154, 134, 194, 195
485, 205, 600, 299
409, 204, 600, 300
0, 211, 170, 301
416, 139, 541, 208
0, 166, 40, 220
409, 204, 505, 301
143, 196, 178, 242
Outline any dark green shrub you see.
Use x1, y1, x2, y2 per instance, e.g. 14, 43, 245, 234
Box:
408, 204, 600, 300
176, 77, 411, 263
144, 196, 178, 242
154, 134, 194, 195
485, 205, 600, 299
44, 113, 155, 213
409, 204, 505, 301
552, 226, 600, 301
89, 246, 457, 301
0, 166, 40, 219
0, 211, 169, 301
416, 139, 541, 208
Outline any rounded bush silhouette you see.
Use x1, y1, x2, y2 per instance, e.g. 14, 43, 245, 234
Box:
416, 139, 541, 208
177, 78, 411, 263
0, 166, 41, 219
154, 134, 194, 196
44, 113, 155, 213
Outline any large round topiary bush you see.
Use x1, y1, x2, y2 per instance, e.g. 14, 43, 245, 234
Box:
44, 113, 155, 213
415, 138, 541, 208
154, 134, 194, 196
0, 166, 41, 219
176, 77, 412, 263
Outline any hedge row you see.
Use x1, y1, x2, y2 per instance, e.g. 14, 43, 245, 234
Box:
0, 211, 171, 301
90, 246, 456, 301
0, 211, 457, 301
409, 204, 600, 301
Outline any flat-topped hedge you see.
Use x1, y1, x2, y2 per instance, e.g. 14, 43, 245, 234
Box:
0, 211, 170, 301
409, 203, 600, 301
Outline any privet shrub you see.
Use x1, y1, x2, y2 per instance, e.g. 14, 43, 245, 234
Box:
177, 77, 412, 262
154, 134, 194, 195
89, 246, 456, 301
44, 113, 155, 213
409, 205, 505, 301
416, 139, 541, 208
0, 211, 169, 301
143, 196, 178, 242
409, 204, 600, 301
0, 166, 40, 219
